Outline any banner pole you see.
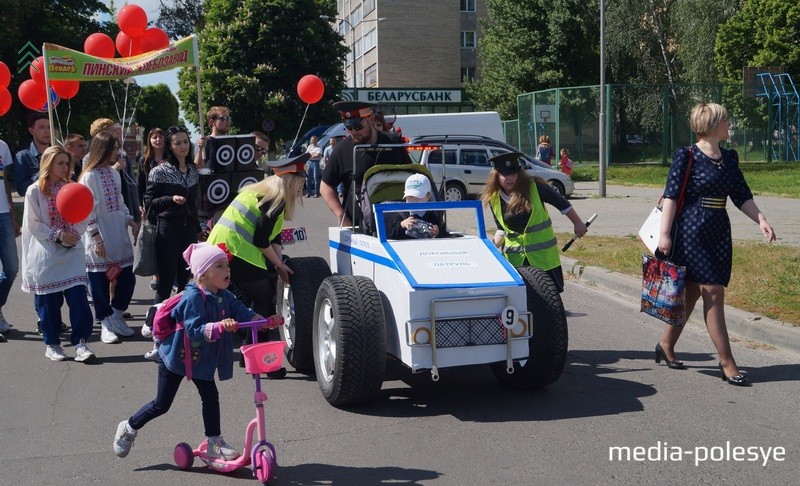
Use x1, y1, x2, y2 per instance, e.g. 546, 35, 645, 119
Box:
42, 44, 59, 147
193, 35, 204, 139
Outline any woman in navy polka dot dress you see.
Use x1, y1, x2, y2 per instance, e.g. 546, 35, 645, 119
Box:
656, 102, 776, 386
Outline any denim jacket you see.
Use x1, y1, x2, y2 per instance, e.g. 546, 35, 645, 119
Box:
15, 142, 41, 197
158, 282, 255, 381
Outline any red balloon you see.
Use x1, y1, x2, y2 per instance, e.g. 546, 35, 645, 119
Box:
56, 183, 94, 224
84, 33, 116, 58
140, 27, 170, 52
116, 31, 143, 57
18, 79, 48, 111
0, 88, 11, 116
29, 56, 46, 85
297, 75, 325, 104
117, 4, 148, 38
0, 62, 10, 89
51, 80, 80, 100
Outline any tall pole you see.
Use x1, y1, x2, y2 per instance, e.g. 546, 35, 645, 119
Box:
598, 0, 607, 197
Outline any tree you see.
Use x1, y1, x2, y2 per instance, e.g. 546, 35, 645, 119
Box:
466, 0, 600, 120
157, 0, 203, 39
134, 84, 181, 135
176, 0, 347, 147
0, 0, 111, 147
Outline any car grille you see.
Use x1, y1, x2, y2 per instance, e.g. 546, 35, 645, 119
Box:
434, 316, 506, 348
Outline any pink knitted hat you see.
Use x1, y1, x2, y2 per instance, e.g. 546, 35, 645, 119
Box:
183, 242, 228, 278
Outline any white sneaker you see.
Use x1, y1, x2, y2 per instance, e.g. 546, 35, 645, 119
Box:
141, 323, 153, 339
100, 319, 120, 344
113, 420, 137, 458
45, 345, 67, 361
207, 436, 240, 461
0, 309, 11, 333
74, 339, 96, 362
144, 345, 160, 361
110, 310, 135, 337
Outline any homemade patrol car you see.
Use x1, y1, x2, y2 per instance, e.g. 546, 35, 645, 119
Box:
277, 147, 568, 407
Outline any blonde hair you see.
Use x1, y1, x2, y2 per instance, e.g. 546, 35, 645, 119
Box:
239, 173, 305, 220
689, 102, 729, 137
38, 146, 74, 197
89, 118, 115, 137
480, 168, 534, 216
83, 131, 118, 174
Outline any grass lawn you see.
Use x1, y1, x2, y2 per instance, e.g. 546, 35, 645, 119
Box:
572, 162, 800, 199
558, 232, 800, 326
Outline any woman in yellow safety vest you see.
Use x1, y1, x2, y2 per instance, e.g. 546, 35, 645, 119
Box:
480, 152, 588, 292
207, 153, 307, 377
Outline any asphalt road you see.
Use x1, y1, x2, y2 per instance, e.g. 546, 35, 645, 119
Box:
0, 192, 797, 485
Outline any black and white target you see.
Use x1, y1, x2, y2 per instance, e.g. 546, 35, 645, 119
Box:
238, 174, 260, 191
207, 178, 231, 205
215, 144, 236, 168
237, 143, 255, 167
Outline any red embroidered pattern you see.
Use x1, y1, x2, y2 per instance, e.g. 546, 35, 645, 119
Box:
47, 181, 78, 237
98, 167, 120, 212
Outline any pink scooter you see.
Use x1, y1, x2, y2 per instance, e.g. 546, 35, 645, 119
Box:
173, 316, 285, 484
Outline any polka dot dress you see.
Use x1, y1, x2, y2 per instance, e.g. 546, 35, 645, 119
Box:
663, 145, 753, 286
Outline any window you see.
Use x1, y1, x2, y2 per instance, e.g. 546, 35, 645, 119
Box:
363, 28, 377, 52
427, 149, 456, 166
364, 0, 375, 14
461, 67, 475, 81
354, 37, 362, 60
364, 63, 377, 87
461, 31, 476, 49
460, 149, 489, 167
351, 5, 362, 26
460, 0, 476, 12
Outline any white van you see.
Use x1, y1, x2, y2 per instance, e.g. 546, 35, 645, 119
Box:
392, 112, 504, 140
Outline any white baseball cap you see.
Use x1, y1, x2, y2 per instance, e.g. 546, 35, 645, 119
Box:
403, 174, 432, 199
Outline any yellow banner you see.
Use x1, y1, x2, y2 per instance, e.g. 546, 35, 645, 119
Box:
43, 35, 197, 81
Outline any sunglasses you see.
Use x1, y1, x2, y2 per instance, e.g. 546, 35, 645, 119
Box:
345, 118, 370, 132
255, 145, 268, 154
214, 115, 232, 122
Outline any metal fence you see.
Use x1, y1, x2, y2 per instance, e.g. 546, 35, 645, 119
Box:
502, 83, 798, 165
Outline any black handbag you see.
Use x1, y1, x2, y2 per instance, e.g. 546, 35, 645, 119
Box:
133, 209, 157, 277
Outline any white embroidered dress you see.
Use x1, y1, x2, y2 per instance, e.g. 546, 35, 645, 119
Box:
79, 167, 134, 271
21, 181, 88, 295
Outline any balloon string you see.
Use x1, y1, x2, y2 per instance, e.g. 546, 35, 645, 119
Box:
64, 99, 72, 141
109, 80, 122, 122
51, 101, 65, 147
122, 81, 129, 127
290, 103, 310, 153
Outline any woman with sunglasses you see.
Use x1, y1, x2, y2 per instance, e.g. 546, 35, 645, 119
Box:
144, 126, 202, 304
79, 131, 138, 344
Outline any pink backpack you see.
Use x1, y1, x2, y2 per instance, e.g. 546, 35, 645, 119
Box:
152, 290, 205, 380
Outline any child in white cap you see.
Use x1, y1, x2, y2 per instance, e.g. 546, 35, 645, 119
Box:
113, 242, 274, 462
385, 173, 448, 239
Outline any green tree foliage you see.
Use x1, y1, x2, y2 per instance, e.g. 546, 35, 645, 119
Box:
135, 84, 180, 134
177, 0, 347, 147
157, 0, 204, 39
715, 0, 800, 123
466, 0, 600, 120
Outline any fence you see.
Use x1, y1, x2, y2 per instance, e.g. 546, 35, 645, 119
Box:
502, 83, 799, 165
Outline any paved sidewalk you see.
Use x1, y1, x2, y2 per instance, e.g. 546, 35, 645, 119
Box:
552, 183, 799, 356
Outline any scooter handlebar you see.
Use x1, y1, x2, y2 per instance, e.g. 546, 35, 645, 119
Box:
236, 315, 284, 330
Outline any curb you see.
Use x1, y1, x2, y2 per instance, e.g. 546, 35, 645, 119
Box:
561, 256, 800, 357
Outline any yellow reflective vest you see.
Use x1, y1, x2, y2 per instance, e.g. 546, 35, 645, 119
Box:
207, 191, 284, 270
490, 184, 560, 270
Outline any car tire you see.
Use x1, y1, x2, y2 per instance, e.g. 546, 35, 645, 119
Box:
313, 275, 387, 406
548, 180, 565, 198
278, 256, 331, 374
490, 266, 568, 389
443, 181, 466, 202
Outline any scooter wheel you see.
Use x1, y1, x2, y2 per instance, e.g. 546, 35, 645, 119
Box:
253, 447, 276, 483
174, 442, 194, 470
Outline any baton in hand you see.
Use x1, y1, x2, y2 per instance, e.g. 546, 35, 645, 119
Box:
562, 213, 598, 252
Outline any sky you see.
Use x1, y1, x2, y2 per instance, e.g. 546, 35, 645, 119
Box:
100, 1, 197, 132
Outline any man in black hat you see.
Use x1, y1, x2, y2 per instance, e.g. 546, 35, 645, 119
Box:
320, 101, 412, 228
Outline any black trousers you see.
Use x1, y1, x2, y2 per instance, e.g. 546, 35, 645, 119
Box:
155, 219, 197, 303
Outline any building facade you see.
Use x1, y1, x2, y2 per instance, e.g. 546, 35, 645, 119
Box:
331, 0, 488, 113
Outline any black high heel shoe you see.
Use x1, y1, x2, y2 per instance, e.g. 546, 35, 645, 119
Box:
655, 343, 686, 369
718, 363, 750, 386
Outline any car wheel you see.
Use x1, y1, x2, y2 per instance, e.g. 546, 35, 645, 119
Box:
278, 256, 331, 374
313, 275, 387, 406
490, 266, 568, 389
443, 182, 466, 202
548, 180, 565, 197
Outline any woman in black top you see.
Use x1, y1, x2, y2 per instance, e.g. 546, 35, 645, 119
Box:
144, 126, 201, 303
137, 128, 165, 291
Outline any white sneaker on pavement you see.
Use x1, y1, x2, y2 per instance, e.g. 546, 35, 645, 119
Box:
113, 420, 137, 458
207, 436, 240, 461
74, 339, 96, 362
45, 345, 67, 361
110, 309, 135, 337
100, 318, 120, 344
0, 309, 12, 333
141, 322, 153, 339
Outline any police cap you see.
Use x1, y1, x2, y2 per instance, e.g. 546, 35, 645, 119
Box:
489, 151, 524, 175
266, 152, 310, 176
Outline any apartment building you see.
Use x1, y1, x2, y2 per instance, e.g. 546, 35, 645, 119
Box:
329, 0, 487, 113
